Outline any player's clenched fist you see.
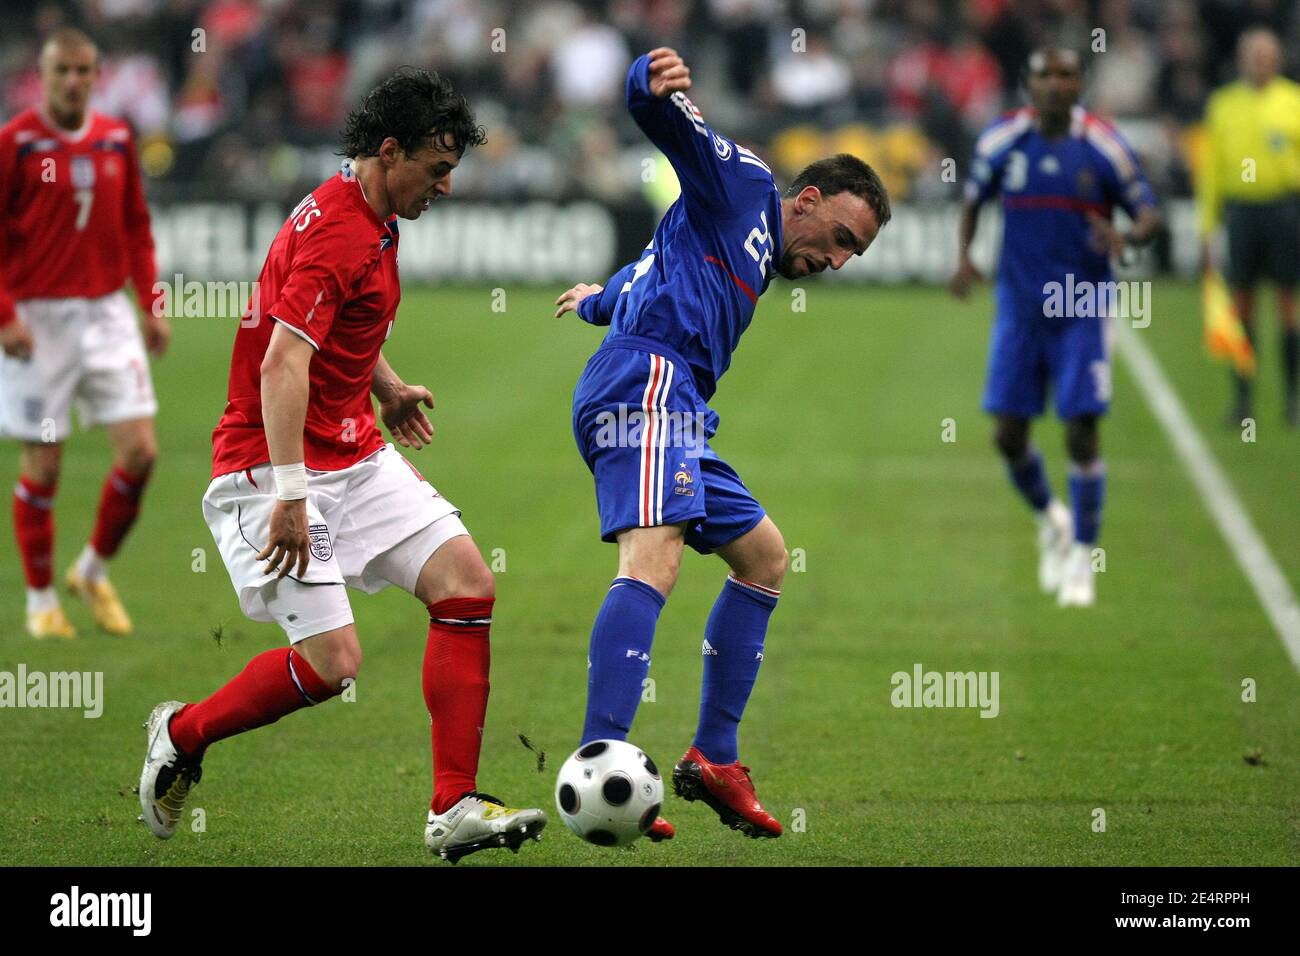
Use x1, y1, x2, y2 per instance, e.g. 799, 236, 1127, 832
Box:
258, 498, 311, 580
0, 319, 34, 360
646, 47, 691, 98
554, 282, 604, 318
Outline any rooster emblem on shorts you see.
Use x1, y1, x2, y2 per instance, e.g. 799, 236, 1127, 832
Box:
673, 466, 694, 497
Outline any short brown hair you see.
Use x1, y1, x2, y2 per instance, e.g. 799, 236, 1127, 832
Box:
787, 154, 891, 228
41, 26, 97, 60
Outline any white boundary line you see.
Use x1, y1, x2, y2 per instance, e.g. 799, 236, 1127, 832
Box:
1114, 321, 1300, 671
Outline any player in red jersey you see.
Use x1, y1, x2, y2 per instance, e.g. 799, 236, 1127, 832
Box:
137, 69, 547, 863
0, 28, 168, 639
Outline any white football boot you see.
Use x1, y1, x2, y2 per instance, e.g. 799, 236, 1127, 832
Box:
1036, 499, 1074, 594
1057, 543, 1096, 608
138, 701, 203, 838
425, 791, 547, 863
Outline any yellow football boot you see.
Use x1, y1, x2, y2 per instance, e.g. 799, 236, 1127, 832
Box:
66, 567, 133, 635
26, 606, 77, 640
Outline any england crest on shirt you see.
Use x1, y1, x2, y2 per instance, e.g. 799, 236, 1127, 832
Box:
71, 155, 95, 189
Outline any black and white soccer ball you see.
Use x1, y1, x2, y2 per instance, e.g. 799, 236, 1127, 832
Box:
554, 739, 663, 847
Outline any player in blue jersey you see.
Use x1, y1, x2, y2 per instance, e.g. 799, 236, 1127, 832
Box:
555, 47, 890, 841
950, 48, 1160, 607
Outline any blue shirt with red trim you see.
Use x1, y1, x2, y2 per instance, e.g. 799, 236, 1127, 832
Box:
964, 105, 1156, 321
577, 53, 783, 402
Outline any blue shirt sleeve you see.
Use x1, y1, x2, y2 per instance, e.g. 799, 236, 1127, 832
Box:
625, 53, 770, 214
1089, 124, 1157, 219
576, 259, 637, 326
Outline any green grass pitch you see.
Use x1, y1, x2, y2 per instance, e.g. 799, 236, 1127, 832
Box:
1, 279, 1296, 866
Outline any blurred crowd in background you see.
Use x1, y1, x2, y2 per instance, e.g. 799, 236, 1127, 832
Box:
2, 0, 1299, 205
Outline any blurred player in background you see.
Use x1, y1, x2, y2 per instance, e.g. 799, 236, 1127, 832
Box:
951, 48, 1159, 607
138, 70, 546, 863
1197, 28, 1300, 427
557, 47, 889, 840
0, 28, 168, 639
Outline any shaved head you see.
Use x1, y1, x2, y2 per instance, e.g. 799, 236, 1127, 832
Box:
1237, 28, 1281, 87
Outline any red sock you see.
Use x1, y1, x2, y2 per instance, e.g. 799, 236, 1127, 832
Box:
13, 476, 56, 589
90, 465, 151, 559
170, 647, 336, 757
425, 597, 493, 814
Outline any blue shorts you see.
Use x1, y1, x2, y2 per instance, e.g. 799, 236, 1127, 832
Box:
573, 338, 765, 554
983, 285, 1113, 420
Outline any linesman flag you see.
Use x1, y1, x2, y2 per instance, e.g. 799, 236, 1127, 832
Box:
1203, 269, 1255, 377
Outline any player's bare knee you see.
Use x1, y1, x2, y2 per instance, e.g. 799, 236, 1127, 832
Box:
20, 444, 62, 487
296, 629, 361, 691
21, 460, 61, 487
992, 422, 1028, 461
743, 550, 787, 592
315, 646, 361, 691
629, 552, 680, 597
618, 526, 684, 597
117, 441, 157, 477
728, 522, 787, 590
765, 544, 790, 591
1065, 417, 1099, 466
415, 535, 496, 604
446, 553, 495, 600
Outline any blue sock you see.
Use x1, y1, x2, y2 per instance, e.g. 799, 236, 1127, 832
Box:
1006, 445, 1053, 512
693, 576, 779, 764
1068, 460, 1106, 544
580, 576, 665, 745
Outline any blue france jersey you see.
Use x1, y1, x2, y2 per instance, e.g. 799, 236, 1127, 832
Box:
965, 105, 1156, 321
577, 54, 784, 402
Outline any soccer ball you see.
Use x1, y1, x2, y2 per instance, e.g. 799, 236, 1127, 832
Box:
554, 739, 664, 846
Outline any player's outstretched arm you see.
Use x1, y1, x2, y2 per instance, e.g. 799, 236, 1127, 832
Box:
626, 48, 760, 213
372, 352, 435, 450
555, 283, 604, 319
258, 323, 315, 580
644, 46, 692, 98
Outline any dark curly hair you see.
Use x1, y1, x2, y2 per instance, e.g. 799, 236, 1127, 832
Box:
786, 154, 892, 228
339, 68, 486, 159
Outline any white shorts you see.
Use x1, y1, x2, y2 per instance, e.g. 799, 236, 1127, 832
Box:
0, 291, 158, 442
202, 443, 468, 643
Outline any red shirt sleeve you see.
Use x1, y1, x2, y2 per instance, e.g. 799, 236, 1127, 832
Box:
0, 128, 17, 327
268, 214, 373, 348
121, 131, 159, 316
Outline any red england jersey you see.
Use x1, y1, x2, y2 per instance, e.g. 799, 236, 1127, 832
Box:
0, 108, 157, 325
210, 170, 401, 477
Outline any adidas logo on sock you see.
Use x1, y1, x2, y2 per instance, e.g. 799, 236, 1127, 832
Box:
702, 639, 717, 656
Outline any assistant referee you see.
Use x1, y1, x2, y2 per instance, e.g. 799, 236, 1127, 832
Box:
1198, 28, 1300, 427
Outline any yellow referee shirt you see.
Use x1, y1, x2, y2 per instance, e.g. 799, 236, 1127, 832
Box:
1197, 76, 1300, 235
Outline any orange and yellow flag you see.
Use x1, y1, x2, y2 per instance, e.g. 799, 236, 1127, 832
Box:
1203, 269, 1255, 377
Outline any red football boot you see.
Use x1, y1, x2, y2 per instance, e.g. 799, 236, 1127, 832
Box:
672, 746, 783, 838
645, 816, 675, 842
